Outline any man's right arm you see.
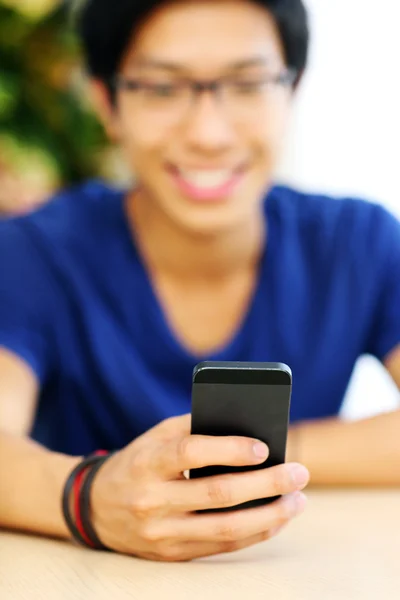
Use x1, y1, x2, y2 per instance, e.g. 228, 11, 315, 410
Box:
0, 348, 79, 539
0, 351, 308, 561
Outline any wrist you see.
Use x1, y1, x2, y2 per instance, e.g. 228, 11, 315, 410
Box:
62, 452, 112, 550
39, 451, 83, 540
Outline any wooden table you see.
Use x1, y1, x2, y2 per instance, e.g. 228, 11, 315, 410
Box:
1, 491, 399, 600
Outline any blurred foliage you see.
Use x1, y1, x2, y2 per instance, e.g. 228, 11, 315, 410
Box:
0, 0, 120, 203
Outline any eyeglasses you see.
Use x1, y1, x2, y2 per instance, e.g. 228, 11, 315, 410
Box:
111, 69, 297, 123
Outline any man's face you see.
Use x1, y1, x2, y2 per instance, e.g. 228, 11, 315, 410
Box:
102, 0, 294, 234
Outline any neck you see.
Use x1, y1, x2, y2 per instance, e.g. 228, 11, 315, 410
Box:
125, 189, 267, 281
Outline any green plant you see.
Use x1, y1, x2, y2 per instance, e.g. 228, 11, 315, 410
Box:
0, 0, 112, 195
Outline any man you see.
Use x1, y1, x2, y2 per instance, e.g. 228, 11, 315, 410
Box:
0, 0, 399, 562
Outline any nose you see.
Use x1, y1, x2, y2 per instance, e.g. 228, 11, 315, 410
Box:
181, 90, 237, 153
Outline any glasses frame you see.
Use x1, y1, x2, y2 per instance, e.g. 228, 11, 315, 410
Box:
113, 67, 296, 93
110, 68, 297, 114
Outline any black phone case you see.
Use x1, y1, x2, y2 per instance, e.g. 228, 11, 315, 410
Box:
190, 361, 292, 512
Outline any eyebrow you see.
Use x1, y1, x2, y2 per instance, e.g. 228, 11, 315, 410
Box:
129, 56, 272, 72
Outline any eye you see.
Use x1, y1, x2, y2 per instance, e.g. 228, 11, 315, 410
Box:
145, 82, 182, 98
230, 79, 265, 95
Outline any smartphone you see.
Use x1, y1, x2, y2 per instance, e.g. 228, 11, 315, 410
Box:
190, 361, 292, 512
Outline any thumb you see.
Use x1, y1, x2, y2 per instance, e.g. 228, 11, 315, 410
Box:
152, 414, 192, 440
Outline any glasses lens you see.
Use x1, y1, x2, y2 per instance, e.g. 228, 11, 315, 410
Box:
223, 72, 292, 120
131, 81, 191, 122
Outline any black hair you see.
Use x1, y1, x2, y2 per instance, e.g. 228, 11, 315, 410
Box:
77, 0, 309, 90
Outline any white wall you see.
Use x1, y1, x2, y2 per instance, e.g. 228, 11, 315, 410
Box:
278, 0, 400, 419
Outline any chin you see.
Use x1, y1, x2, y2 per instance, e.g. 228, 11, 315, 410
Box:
169, 203, 256, 237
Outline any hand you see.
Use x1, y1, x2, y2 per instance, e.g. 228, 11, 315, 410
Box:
91, 415, 310, 562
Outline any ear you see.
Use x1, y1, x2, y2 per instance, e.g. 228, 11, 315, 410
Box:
88, 79, 121, 142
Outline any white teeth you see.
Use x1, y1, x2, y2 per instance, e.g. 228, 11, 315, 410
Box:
179, 170, 233, 189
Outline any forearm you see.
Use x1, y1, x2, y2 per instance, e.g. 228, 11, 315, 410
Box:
289, 409, 400, 486
0, 432, 81, 538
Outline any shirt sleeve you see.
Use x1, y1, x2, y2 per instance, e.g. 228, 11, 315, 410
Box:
364, 204, 400, 361
0, 218, 55, 384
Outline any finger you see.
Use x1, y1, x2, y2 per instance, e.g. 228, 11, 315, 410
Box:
151, 415, 192, 441
131, 415, 192, 450
160, 529, 282, 562
153, 434, 269, 477
163, 462, 309, 511
156, 492, 306, 542
266, 523, 286, 539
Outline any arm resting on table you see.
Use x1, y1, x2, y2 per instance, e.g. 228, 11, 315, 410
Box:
289, 409, 400, 487
288, 346, 400, 486
0, 348, 80, 539
0, 433, 80, 538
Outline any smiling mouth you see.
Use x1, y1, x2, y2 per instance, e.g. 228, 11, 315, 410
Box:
168, 164, 247, 201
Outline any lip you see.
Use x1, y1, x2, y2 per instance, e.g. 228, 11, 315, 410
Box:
167, 163, 247, 202
169, 163, 246, 171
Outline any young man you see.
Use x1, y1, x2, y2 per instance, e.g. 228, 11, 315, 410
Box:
0, 0, 399, 562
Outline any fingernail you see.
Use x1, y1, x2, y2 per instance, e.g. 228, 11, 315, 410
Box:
253, 442, 269, 459
290, 465, 310, 488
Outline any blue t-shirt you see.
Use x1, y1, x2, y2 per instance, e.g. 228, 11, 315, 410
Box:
1, 181, 400, 455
